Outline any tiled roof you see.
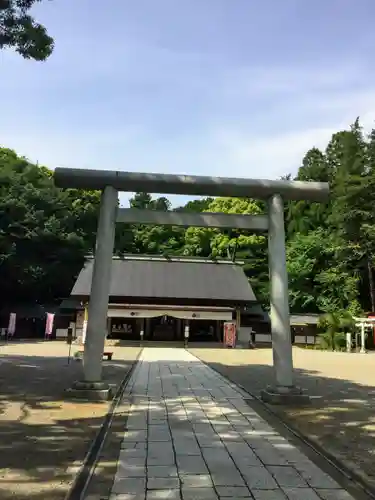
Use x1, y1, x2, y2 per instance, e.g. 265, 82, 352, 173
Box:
71, 256, 256, 304
290, 314, 320, 325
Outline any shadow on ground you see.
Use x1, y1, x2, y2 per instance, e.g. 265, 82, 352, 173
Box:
188, 347, 375, 492
1, 344, 375, 499
0, 345, 140, 500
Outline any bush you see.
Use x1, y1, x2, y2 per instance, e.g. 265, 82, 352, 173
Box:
334, 332, 347, 351
318, 332, 333, 350
318, 331, 347, 351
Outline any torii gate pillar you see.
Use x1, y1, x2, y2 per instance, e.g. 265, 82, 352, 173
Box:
261, 194, 309, 404
69, 186, 118, 400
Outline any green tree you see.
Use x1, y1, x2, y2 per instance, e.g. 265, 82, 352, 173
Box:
286, 119, 375, 315
118, 193, 215, 257
286, 229, 360, 314
328, 120, 375, 311
124, 192, 185, 255
182, 197, 269, 305
183, 197, 264, 259
175, 198, 213, 213
0, 148, 100, 305
0, 0, 54, 60
318, 311, 355, 351
287, 148, 331, 236
4, 115, 375, 318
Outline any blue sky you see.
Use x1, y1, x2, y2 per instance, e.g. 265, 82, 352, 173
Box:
1, 0, 375, 206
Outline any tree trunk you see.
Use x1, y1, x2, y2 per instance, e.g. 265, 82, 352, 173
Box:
331, 331, 335, 351
367, 258, 375, 312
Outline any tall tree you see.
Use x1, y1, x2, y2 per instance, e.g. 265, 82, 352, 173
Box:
175, 198, 214, 213
0, 148, 100, 304
125, 192, 184, 255
0, 0, 53, 60
183, 197, 269, 306
328, 120, 375, 310
3, 116, 375, 317
287, 148, 331, 236
286, 229, 360, 314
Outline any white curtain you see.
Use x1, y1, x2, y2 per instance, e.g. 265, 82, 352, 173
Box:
107, 309, 232, 321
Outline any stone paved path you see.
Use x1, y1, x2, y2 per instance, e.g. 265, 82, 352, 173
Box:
110, 348, 355, 499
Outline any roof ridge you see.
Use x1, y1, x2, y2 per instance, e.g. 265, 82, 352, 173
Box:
85, 254, 245, 265
72, 255, 256, 303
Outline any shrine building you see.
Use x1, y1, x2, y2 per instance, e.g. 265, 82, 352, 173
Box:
65, 254, 266, 343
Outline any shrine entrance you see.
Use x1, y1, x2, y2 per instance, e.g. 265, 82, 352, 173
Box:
150, 315, 178, 341
54, 167, 329, 404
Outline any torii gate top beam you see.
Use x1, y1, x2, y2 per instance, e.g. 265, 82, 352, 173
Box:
54, 168, 329, 202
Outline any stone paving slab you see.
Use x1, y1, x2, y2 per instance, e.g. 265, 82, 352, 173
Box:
188, 346, 375, 491
109, 348, 357, 500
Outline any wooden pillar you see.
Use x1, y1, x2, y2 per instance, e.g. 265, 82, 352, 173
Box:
178, 319, 183, 341
145, 318, 151, 340
82, 304, 88, 344
140, 318, 145, 344
236, 309, 241, 342
173, 318, 177, 341
106, 317, 111, 340
184, 319, 190, 346
216, 321, 221, 342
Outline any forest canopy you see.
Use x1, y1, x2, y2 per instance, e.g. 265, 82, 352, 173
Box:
0, 0, 53, 60
1, 118, 375, 315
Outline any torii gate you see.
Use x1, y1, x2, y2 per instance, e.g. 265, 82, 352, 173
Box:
352, 317, 375, 353
54, 168, 329, 403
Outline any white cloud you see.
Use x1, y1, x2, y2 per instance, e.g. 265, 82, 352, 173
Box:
219, 60, 369, 98
208, 89, 375, 179
1, 86, 375, 188
1, 38, 375, 206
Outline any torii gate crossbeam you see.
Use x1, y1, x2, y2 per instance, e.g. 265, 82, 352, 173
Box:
54, 168, 329, 404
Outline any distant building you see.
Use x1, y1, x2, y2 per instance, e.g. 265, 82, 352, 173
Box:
290, 313, 320, 345
1, 255, 323, 345
62, 254, 265, 343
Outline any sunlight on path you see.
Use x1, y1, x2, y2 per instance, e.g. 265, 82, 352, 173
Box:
110, 348, 354, 499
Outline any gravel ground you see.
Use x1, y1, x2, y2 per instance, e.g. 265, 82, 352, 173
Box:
0, 340, 141, 500
188, 345, 375, 491
4, 341, 373, 498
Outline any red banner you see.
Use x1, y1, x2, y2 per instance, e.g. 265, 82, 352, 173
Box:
45, 313, 55, 337
224, 322, 236, 348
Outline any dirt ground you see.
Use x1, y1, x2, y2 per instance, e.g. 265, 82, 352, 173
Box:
188, 345, 375, 491
3, 341, 375, 499
0, 340, 141, 500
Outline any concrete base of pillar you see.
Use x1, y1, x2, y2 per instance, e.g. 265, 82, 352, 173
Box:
260, 385, 310, 406
65, 380, 113, 401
